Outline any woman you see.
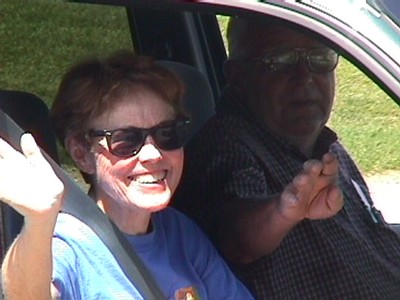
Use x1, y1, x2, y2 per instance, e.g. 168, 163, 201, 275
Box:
0, 51, 253, 299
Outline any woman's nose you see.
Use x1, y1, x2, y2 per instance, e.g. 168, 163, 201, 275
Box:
137, 136, 162, 163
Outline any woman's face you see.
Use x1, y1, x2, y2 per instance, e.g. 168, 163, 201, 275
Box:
88, 89, 183, 213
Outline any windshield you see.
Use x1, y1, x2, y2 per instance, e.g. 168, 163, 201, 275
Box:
370, 0, 400, 26
297, 0, 400, 68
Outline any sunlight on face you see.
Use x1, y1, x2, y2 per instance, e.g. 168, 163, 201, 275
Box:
89, 89, 184, 214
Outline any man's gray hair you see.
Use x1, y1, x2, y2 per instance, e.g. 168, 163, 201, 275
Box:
226, 16, 291, 60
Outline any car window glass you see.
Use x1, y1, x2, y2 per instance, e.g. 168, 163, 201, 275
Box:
329, 57, 400, 176
331, 57, 400, 221
1, 2, 132, 103
0, 2, 132, 187
217, 15, 229, 53
370, 0, 400, 26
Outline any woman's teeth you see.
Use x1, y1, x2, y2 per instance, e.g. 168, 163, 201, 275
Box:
129, 171, 167, 184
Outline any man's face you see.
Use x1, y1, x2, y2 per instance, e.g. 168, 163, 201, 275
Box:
231, 26, 336, 141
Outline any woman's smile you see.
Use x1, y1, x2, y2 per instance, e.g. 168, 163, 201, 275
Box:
128, 170, 168, 185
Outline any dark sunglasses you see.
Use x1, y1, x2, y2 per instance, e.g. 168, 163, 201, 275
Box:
245, 47, 339, 73
86, 118, 190, 158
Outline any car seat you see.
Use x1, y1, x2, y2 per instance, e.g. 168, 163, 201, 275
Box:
157, 60, 216, 142
0, 90, 59, 261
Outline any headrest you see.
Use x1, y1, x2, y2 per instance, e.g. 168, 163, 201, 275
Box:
0, 90, 59, 162
157, 60, 215, 142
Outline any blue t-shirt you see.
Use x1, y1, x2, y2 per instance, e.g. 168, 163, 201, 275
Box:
52, 208, 253, 299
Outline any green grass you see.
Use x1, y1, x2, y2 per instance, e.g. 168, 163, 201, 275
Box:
331, 60, 400, 175
0, 1, 132, 104
1, 2, 400, 175
0, 1, 132, 173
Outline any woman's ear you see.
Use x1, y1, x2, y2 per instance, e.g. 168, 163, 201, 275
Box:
64, 135, 96, 175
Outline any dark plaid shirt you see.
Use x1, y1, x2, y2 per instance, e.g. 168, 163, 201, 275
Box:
0, 205, 4, 260
174, 89, 400, 299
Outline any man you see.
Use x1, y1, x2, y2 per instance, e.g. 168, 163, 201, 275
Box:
174, 17, 400, 299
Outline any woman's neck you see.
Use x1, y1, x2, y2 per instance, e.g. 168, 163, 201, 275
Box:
89, 186, 152, 235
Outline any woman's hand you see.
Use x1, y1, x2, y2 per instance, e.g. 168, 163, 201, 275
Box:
0, 133, 64, 219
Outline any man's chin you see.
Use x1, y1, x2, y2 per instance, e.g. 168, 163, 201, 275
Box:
286, 119, 325, 135
281, 123, 324, 147
289, 128, 321, 137
274, 125, 320, 139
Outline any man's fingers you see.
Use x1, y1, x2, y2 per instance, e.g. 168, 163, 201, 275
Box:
322, 152, 335, 163
302, 159, 323, 176
306, 185, 344, 219
303, 153, 339, 180
281, 185, 300, 207
321, 152, 339, 177
279, 155, 342, 222
326, 185, 344, 214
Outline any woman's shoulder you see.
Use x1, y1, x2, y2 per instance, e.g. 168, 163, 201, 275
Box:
54, 212, 103, 246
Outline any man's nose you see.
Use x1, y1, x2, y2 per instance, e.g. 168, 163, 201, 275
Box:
293, 57, 313, 82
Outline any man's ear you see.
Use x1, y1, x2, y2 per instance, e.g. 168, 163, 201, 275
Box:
223, 59, 246, 88
64, 135, 96, 175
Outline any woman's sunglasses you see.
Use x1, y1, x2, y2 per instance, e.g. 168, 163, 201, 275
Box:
86, 118, 190, 158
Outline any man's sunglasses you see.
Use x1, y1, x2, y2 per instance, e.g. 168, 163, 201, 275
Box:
86, 118, 190, 158
245, 47, 339, 73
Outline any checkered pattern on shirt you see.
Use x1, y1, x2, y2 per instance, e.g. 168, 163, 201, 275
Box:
0, 204, 5, 260
174, 89, 400, 300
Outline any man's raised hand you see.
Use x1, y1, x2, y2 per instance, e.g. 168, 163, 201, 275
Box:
279, 152, 344, 222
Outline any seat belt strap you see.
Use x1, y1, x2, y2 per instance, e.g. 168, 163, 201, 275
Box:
61, 187, 165, 299
0, 110, 165, 299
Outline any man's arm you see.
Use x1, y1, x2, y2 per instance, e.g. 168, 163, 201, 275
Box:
0, 134, 64, 299
216, 152, 343, 264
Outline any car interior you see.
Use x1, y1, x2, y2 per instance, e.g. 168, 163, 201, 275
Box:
0, 90, 60, 256
0, 0, 399, 297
